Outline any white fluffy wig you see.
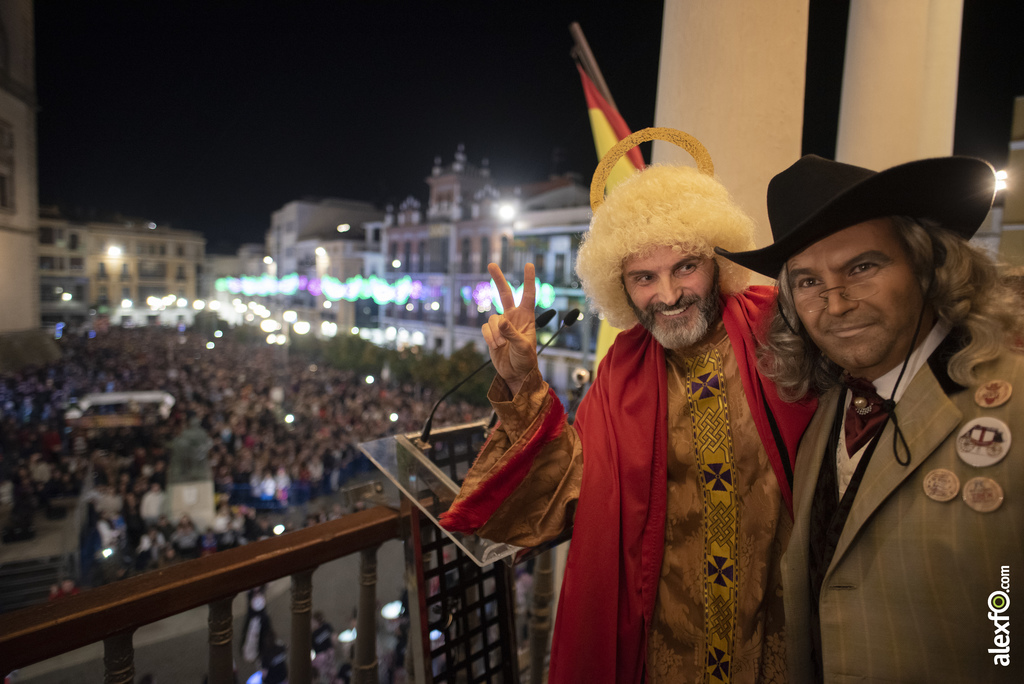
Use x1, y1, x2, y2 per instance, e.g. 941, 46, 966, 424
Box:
575, 164, 757, 329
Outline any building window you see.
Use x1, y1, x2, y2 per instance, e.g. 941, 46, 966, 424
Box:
500, 237, 511, 272
121, 263, 130, 279
69, 233, 79, 250
0, 120, 14, 210
404, 242, 412, 273
480, 236, 490, 272
461, 237, 471, 273
159, 244, 166, 256
39, 255, 55, 270
138, 261, 167, 279
176, 265, 186, 281
97, 262, 107, 278
39, 226, 54, 244
176, 244, 184, 257
70, 257, 84, 271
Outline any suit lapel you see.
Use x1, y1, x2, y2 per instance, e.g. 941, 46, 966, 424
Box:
793, 388, 840, 517
785, 388, 841, 673
829, 364, 963, 570
788, 390, 839, 589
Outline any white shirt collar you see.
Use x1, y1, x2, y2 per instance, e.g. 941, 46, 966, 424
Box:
869, 321, 952, 403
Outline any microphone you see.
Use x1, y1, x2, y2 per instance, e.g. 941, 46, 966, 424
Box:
537, 309, 581, 354
418, 308, 557, 445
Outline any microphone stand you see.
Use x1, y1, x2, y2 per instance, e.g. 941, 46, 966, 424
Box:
417, 308, 557, 446
486, 308, 582, 430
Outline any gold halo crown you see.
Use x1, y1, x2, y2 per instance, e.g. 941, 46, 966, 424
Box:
589, 127, 715, 211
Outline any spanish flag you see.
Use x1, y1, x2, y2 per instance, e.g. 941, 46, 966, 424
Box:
578, 64, 644, 363
578, 64, 645, 191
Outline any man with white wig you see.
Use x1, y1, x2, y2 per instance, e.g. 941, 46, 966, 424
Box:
441, 129, 816, 684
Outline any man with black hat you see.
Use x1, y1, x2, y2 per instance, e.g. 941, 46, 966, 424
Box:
718, 155, 1024, 682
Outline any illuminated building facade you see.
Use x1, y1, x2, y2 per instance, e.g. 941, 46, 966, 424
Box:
205, 199, 384, 335
37, 208, 206, 328
379, 147, 598, 397
0, 0, 39, 335
265, 198, 383, 336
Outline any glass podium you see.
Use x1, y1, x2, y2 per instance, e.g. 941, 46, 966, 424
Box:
358, 419, 524, 567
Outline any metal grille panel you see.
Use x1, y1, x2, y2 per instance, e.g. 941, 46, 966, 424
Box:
406, 421, 519, 683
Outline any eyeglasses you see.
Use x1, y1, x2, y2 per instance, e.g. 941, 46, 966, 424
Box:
793, 281, 879, 313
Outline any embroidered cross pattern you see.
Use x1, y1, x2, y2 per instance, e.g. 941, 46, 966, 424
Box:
685, 349, 738, 684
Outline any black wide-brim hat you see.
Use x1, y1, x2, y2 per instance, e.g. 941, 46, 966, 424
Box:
715, 154, 997, 277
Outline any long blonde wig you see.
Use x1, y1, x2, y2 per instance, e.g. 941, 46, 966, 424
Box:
575, 164, 757, 329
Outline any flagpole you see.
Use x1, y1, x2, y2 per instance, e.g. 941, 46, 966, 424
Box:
569, 22, 618, 110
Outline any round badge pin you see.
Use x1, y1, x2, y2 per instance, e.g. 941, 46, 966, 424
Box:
956, 417, 1011, 467
962, 477, 1005, 513
922, 468, 960, 502
974, 380, 1012, 409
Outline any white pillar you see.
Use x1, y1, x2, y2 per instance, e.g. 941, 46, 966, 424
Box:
653, 0, 810, 248
836, 0, 964, 169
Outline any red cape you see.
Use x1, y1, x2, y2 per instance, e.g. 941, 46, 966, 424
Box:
550, 286, 816, 683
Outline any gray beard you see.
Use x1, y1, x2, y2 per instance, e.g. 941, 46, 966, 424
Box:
627, 280, 721, 350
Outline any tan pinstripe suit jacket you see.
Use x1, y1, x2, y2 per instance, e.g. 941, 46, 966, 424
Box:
782, 349, 1024, 683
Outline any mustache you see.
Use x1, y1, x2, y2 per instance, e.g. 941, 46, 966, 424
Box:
647, 293, 701, 314
823, 317, 876, 333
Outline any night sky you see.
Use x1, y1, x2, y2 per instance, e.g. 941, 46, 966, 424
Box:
34, 1, 1024, 254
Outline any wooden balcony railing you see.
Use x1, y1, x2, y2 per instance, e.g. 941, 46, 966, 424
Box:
0, 505, 403, 683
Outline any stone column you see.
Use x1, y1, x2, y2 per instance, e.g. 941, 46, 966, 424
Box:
836, 0, 964, 168
653, 0, 810, 247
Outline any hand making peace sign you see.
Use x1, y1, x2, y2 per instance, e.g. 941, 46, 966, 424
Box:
482, 262, 537, 396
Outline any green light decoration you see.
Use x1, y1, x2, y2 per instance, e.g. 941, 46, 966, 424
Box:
214, 273, 556, 311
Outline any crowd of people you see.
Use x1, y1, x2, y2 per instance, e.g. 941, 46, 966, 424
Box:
0, 324, 489, 589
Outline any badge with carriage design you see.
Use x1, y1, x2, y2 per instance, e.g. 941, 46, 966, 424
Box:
956, 417, 1011, 467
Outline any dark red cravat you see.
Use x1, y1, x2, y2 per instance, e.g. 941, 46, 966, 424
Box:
843, 376, 890, 457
